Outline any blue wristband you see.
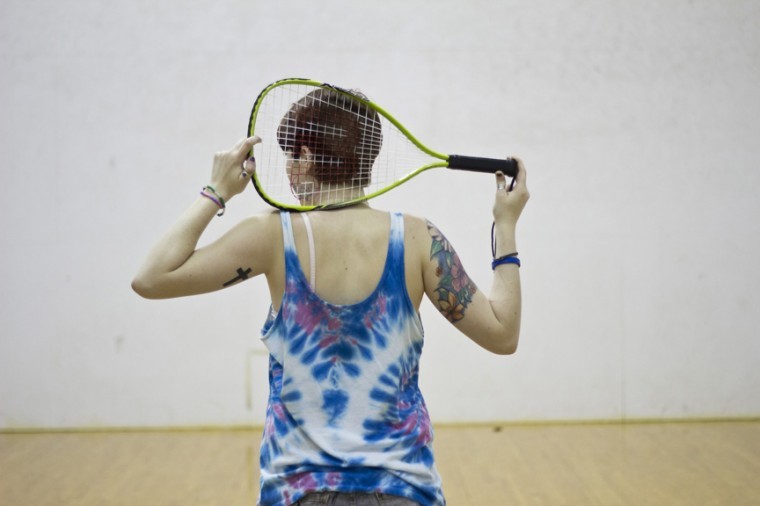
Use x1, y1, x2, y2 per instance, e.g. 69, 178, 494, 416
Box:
492, 255, 520, 269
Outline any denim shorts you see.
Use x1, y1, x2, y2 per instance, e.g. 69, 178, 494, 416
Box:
293, 491, 421, 506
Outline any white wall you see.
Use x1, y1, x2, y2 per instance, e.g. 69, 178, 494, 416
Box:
1, 0, 758, 429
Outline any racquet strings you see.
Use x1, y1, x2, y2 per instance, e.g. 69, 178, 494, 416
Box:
251, 83, 437, 208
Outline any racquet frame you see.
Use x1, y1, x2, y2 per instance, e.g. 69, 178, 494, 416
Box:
247, 78, 516, 211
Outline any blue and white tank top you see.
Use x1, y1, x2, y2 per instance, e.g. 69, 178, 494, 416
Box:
258, 211, 445, 506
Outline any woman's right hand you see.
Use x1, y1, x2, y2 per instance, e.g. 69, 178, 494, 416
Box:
208, 136, 261, 202
493, 158, 529, 226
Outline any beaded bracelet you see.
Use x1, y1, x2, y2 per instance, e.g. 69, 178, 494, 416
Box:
492, 254, 520, 269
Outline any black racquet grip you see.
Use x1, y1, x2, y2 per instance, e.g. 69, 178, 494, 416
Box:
447, 155, 518, 177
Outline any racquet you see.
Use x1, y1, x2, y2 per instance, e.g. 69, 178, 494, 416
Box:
246, 78, 517, 211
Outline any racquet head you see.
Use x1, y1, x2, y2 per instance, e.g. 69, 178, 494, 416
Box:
246, 78, 448, 211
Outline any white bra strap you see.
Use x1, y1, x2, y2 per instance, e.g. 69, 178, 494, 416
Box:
301, 213, 316, 290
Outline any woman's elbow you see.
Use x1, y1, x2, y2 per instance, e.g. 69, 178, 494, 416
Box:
490, 331, 519, 355
131, 277, 161, 299
493, 341, 518, 355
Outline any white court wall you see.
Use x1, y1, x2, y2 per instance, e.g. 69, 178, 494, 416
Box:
1, 0, 758, 429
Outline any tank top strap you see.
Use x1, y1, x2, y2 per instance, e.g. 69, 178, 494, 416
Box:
278, 211, 294, 247
384, 212, 405, 277
279, 211, 318, 289
278, 211, 300, 276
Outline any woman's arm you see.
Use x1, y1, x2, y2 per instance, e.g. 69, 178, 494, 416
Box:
420, 160, 529, 354
131, 136, 273, 299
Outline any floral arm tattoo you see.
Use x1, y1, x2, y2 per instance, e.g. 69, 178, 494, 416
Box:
427, 222, 478, 323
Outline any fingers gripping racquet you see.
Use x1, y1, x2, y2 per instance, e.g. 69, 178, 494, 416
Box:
247, 78, 517, 211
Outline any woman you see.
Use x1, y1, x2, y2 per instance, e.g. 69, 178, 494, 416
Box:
132, 91, 529, 506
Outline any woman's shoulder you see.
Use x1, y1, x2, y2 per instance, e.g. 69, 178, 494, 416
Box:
246, 209, 282, 223
399, 212, 434, 235
234, 209, 282, 237
396, 213, 436, 259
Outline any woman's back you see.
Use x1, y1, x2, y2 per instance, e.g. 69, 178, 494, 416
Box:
266, 206, 425, 312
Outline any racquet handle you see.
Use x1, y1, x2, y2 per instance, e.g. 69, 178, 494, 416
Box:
447, 155, 518, 177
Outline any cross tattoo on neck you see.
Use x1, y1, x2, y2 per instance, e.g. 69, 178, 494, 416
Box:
223, 267, 253, 287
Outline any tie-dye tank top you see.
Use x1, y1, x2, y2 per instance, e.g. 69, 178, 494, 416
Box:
257, 211, 445, 506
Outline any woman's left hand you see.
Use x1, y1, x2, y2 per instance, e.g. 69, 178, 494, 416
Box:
208, 136, 261, 202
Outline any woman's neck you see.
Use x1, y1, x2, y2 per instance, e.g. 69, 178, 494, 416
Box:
299, 183, 368, 207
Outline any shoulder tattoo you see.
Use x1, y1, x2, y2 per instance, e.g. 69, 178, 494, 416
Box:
426, 221, 477, 323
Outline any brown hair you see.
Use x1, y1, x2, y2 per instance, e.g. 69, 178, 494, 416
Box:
277, 88, 382, 187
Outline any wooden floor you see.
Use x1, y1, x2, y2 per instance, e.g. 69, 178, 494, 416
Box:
1, 421, 759, 505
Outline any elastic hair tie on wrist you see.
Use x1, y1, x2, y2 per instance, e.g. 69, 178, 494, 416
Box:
203, 185, 226, 209
200, 189, 225, 217
491, 222, 520, 268
492, 253, 520, 269
491, 222, 496, 257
